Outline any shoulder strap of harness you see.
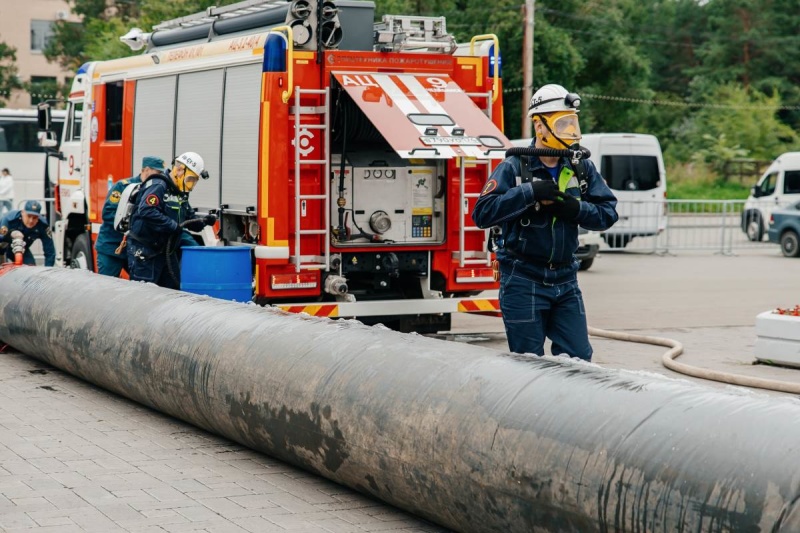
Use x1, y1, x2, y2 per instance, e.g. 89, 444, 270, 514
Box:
568, 158, 590, 198
518, 155, 533, 184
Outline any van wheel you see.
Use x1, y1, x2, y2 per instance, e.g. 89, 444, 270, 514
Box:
70, 234, 93, 270
745, 213, 764, 241
579, 258, 594, 271
781, 231, 800, 257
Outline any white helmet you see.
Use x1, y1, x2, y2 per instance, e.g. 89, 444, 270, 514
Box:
175, 152, 205, 177
527, 84, 581, 117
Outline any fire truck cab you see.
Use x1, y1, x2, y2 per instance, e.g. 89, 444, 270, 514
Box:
39, 0, 510, 332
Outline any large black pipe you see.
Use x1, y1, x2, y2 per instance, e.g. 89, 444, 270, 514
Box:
1, 265, 800, 532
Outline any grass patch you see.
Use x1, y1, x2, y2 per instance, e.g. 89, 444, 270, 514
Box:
666, 162, 753, 200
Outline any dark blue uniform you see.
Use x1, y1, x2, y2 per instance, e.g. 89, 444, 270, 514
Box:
95, 175, 142, 277
472, 152, 618, 360
0, 210, 56, 266
127, 174, 198, 289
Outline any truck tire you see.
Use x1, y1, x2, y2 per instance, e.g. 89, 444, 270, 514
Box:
579, 258, 594, 271
745, 212, 764, 242
780, 231, 800, 258
70, 233, 93, 270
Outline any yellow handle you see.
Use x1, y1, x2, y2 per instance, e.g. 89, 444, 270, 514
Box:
271, 25, 294, 104
469, 34, 500, 103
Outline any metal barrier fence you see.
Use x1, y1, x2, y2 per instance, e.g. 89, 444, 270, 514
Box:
606, 199, 785, 255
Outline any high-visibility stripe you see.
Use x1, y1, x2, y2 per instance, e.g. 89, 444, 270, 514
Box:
403, 75, 485, 159
457, 299, 500, 313
372, 74, 457, 159
278, 304, 339, 317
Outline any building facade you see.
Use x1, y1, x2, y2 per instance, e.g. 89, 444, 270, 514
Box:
0, 0, 79, 108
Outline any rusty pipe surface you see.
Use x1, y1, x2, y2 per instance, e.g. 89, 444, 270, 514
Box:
1, 266, 800, 532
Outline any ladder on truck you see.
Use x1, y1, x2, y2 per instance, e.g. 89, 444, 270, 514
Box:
291, 87, 331, 273
458, 90, 495, 267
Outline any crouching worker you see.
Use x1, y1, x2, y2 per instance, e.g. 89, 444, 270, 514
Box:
0, 200, 55, 266
127, 152, 216, 289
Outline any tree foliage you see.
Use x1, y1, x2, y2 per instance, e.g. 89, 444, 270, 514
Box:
30, 0, 800, 168
0, 42, 22, 108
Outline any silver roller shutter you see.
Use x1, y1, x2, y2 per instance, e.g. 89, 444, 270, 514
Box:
132, 76, 176, 177
221, 63, 261, 210
175, 69, 224, 211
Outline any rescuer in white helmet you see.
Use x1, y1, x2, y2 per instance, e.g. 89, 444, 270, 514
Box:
126, 151, 215, 289
171, 151, 206, 193
527, 83, 583, 150
471, 83, 618, 361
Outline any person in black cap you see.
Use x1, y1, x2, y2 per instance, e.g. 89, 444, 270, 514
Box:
0, 200, 56, 266
95, 156, 167, 277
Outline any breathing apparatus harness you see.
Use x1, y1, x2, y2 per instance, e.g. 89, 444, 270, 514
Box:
505, 144, 591, 190
487, 144, 592, 255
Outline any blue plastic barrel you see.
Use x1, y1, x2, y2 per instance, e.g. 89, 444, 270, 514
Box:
180, 246, 253, 302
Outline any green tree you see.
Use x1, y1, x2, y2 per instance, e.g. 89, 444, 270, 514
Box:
44, 0, 243, 70
0, 42, 21, 108
668, 84, 798, 169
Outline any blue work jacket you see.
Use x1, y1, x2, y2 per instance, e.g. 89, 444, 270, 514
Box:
0, 210, 56, 266
472, 153, 618, 276
128, 174, 197, 251
95, 175, 142, 256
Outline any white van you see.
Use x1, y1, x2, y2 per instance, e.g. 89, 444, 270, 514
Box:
578, 133, 666, 248
742, 152, 800, 241
511, 133, 667, 248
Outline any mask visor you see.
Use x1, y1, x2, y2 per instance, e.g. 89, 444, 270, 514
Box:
550, 112, 581, 142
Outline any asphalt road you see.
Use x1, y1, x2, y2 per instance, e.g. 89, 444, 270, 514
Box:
448, 246, 800, 394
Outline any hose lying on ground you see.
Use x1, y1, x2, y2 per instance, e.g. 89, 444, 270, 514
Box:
588, 326, 800, 395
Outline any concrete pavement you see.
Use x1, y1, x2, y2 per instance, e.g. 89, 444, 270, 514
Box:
0, 347, 447, 533
4, 246, 800, 531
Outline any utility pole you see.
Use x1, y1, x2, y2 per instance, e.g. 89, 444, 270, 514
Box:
522, 0, 535, 139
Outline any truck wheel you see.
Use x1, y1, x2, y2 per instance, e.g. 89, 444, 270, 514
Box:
745, 213, 764, 242
579, 258, 594, 271
70, 234, 93, 270
780, 231, 800, 257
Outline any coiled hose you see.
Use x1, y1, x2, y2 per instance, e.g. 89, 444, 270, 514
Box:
588, 326, 800, 394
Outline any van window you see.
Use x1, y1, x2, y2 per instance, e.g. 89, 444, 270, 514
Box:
760, 172, 777, 196
784, 171, 800, 194
600, 155, 660, 191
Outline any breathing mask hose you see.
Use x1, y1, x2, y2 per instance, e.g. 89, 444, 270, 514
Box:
506, 145, 591, 166
164, 231, 182, 287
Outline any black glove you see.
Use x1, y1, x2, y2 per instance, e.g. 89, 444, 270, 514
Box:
181, 218, 205, 232
202, 214, 217, 227
530, 179, 559, 202
546, 191, 581, 221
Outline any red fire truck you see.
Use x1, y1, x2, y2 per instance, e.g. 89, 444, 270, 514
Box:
38, 0, 510, 332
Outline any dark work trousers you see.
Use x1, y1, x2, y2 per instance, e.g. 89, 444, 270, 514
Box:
498, 264, 592, 361
127, 239, 181, 290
